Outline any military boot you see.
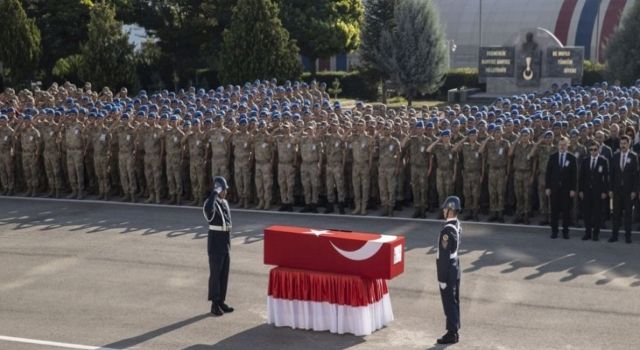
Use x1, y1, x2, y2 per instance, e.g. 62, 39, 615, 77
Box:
360, 200, 368, 215
488, 212, 498, 222
263, 201, 271, 211
351, 202, 361, 215
168, 195, 176, 205
155, 192, 162, 204
337, 202, 345, 214
67, 191, 77, 199
436, 331, 459, 344
497, 211, 505, 223
278, 204, 288, 211
388, 206, 394, 217
309, 204, 318, 213
300, 204, 311, 213
130, 193, 136, 203
146, 195, 155, 204
176, 195, 181, 206
256, 200, 264, 210
324, 203, 334, 214
523, 213, 530, 225
77, 190, 84, 200
381, 206, 389, 217
47, 189, 55, 198
55, 189, 61, 199
472, 210, 480, 221
412, 207, 422, 218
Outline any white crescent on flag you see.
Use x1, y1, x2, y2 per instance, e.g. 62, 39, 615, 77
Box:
330, 235, 397, 261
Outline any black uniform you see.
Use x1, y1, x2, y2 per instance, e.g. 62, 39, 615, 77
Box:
609, 150, 639, 241
203, 190, 232, 303
545, 151, 577, 238
579, 155, 609, 240
437, 218, 461, 333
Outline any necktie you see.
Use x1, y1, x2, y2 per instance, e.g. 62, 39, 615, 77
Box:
621, 153, 626, 170
560, 153, 564, 167
591, 157, 596, 171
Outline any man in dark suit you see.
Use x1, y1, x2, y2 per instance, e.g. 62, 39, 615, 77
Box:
579, 145, 609, 241
545, 137, 577, 239
595, 131, 613, 227
608, 136, 638, 243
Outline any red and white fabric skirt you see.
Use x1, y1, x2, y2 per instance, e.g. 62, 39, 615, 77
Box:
266, 267, 394, 336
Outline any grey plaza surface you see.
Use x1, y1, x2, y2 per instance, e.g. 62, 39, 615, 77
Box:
0, 197, 639, 350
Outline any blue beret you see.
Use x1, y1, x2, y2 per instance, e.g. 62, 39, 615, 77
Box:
553, 121, 562, 127
593, 118, 602, 125
494, 125, 503, 132
467, 128, 478, 135
426, 122, 434, 128
570, 128, 579, 136
0, 115, 8, 121
488, 123, 496, 131
440, 129, 451, 137
238, 118, 248, 125
204, 118, 213, 125
544, 130, 554, 138
415, 121, 425, 128
22, 114, 32, 121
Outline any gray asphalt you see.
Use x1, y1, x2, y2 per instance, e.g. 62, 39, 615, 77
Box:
1, 197, 639, 350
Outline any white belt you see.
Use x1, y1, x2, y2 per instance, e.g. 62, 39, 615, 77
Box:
209, 225, 231, 232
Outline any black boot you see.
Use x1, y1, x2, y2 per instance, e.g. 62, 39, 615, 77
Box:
219, 303, 234, 313
324, 203, 335, 214
523, 213, 530, 225
463, 211, 473, 220
337, 202, 345, 214
211, 302, 223, 316
592, 232, 599, 241
309, 204, 318, 213
488, 212, 498, 222
625, 235, 632, 244
496, 211, 505, 223
278, 204, 287, 211
437, 331, 459, 344
412, 208, 422, 218
286, 204, 294, 212
582, 232, 591, 240
300, 205, 310, 213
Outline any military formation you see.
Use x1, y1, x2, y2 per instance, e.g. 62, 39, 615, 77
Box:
1, 79, 640, 232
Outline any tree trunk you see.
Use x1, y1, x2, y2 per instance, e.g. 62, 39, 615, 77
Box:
407, 89, 414, 106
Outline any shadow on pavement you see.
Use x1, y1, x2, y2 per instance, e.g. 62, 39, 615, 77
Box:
101, 313, 211, 349
183, 324, 365, 350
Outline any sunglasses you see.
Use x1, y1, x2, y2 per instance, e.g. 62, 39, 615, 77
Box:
590, 148, 598, 151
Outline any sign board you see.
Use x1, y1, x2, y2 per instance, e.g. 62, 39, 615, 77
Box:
478, 47, 515, 81
546, 47, 584, 82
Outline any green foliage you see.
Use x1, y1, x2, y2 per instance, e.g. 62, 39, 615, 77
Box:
583, 60, 606, 86
135, 39, 166, 91
22, 0, 92, 81
52, 55, 85, 83
219, 0, 301, 85
0, 0, 41, 84
360, 0, 397, 80
79, 1, 137, 90
301, 71, 377, 100
278, 0, 363, 74
604, 0, 640, 85
380, 0, 446, 105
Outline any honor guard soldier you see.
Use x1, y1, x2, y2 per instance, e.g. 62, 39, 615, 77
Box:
203, 176, 235, 316
436, 196, 462, 345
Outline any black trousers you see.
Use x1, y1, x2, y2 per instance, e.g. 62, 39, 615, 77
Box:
582, 192, 603, 236
208, 253, 230, 303
612, 194, 633, 238
550, 191, 571, 234
439, 279, 460, 332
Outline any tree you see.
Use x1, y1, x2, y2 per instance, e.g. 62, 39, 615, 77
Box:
605, 0, 640, 85
22, 0, 93, 82
278, 0, 363, 75
360, 0, 397, 102
380, 0, 446, 105
218, 0, 301, 85
79, 1, 137, 90
0, 0, 41, 84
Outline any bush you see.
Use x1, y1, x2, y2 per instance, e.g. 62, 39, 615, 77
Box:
301, 71, 378, 101
582, 60, 605, 86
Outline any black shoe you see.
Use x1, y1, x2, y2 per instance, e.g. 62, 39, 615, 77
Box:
463, 213, 473, 220
324, 203, 334, 214
220, 303, 234, 313
211, 303, 223, 316
550, 233, 558, 239
592, 234, 599, 241
309, 204, 318, 213
412, 209, 422, 218
393, 202, 403, 211
608, 236, 618, 243
436, 332, 459, 344
300, 205, 310, 213
563, 232, 570, 239
278, 205, 287, 212
581, 234, 591, 241
286, 204, 294, 212
625, 236, 632, 244
488, 214, 498, 222
337, 202, 345, 214
539, 220, 550, 226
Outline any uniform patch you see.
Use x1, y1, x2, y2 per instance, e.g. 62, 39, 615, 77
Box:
442, 234, 449, 249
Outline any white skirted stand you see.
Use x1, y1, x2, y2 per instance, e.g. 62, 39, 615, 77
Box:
266, 267, 394, 336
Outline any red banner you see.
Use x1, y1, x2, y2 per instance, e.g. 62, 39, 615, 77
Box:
263, 225, 405, 279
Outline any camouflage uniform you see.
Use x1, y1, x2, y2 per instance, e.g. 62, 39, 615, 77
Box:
117, 122, 137, 202
64, 121, 85, 199
232, 130, 253, 208
299, 128, 322, 211
186, 129, 208, 205
41, 123, 62, 197
406, 134, 430, 218
512, 140, 534, 222
323, 129, 346, 213
485, 137, 510, 220
377, 134, 402, 216
91, 123, 111, 200
253, 130, 275, 210
460, 141, 482, 219
430, 143, 455, 205
164, 125, 184, 204
0, 123, 15, 195
20, 125, 41, 196
275, 131, 298, 210
349, 132, 374, 215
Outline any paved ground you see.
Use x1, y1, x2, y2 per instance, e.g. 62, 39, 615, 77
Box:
1, 197, 639, 350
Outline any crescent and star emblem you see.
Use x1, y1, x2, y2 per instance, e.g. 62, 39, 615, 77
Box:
304, 229, 396, 261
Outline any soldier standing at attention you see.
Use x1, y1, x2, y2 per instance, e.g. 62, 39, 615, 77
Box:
64, 109, 86, 199
509, 128, 535, 224
231, 117, 253, 209
40, 112, 62, 198
0, 115, 15, 195
402, 121, 430, 218
20, 115, 41, 197
436, 196, 462, 345
116, 113, 137, 202
275, 123, 297, 212
299, 121, 323, 213
91, 114, 111, 200
142, 114, 164, 204
529, 131, 555, 225
378, 122, 402, 217
252, 120, 275, 210
479, 125, 510, 222
185, 118, 208, 206
208, 114, 232, 193
348, 119, 374, 215
323, 119, 347, 214
164, 115, 185, 205
452, 129, 482, 221
427, 129, 455, 218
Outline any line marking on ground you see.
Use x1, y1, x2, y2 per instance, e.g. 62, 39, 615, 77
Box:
0, 335, 127, 350
1, 195, 638, 235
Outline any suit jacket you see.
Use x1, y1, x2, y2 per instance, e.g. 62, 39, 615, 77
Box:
609, 150, 639, 193
599, 144, 613, 160
579, 155, 609, 194
545, 151, 577, 193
